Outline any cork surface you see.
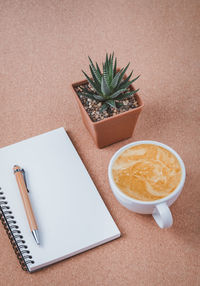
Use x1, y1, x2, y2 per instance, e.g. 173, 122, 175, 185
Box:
0, 0, 199, 285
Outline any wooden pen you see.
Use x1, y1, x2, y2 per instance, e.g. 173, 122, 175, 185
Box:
13, 165, 40, 245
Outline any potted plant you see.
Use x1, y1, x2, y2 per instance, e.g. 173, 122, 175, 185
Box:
72, 53, 144, 148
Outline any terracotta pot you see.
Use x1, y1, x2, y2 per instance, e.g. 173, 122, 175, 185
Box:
72, 78, 144, 148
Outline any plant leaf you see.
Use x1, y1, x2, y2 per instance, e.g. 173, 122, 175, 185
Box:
88, 57, 101, 83
118, 80, 132, 90
96, 62, 102, 79
99, 103, 108, 113
79, 92, 95, 100
117, 89, 139, 100
101, 75, 110, 96
103, 64, 110, 88
117, 63, 130, 86
107, 99, 116, 108
131, 74, 140, 83
111, 71, 121, 89
120, 75, 140, 90
106, 53, 109, 69
125, 89, 139, 96
82, 70, 101, 94
113, 57, 117, 76
81, 86, 95, 94
89, 65, 101, 88
110, 88, 127, 99
119, 71, 133, 88
108, 54, 111, 67
109, 52, 114, 81
116, 67, 124, 84
93, 94, 105, 101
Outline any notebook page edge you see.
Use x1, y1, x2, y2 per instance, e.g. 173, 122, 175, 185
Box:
29, 232, 121, 272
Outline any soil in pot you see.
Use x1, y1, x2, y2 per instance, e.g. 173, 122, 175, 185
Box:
74, 82, 139, 123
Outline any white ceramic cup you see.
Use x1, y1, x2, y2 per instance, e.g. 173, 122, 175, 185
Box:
108, 141, 186, 228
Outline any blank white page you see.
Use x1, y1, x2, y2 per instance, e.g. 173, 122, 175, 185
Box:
0, 127, 120, 272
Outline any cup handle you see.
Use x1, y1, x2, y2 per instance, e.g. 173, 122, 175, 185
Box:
152, 203, 173, 228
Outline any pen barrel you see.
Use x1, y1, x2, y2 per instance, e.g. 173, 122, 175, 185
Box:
15, 172, 38, 231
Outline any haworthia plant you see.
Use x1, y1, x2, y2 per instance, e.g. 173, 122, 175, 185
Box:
80, 52, 140, 112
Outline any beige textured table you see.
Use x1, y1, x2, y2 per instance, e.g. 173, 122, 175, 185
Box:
0, 1, 199, 285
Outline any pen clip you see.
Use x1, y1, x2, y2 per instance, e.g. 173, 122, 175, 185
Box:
21, 169, 29, 193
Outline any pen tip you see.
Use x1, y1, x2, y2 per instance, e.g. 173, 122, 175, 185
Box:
32, 230, 40, 245
13, 165, 20, 169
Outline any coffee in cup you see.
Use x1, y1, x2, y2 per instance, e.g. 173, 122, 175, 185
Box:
112, 144, 182, 202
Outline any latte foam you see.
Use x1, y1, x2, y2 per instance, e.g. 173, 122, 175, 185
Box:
112, 144, 182, 201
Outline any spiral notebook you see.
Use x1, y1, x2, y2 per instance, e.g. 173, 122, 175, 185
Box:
0, 127, 120, 272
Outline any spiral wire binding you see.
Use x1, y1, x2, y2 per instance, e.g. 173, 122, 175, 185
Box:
0, 187, 34, 271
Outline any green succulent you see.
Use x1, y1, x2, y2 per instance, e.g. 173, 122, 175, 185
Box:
80, 52, 140, 112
